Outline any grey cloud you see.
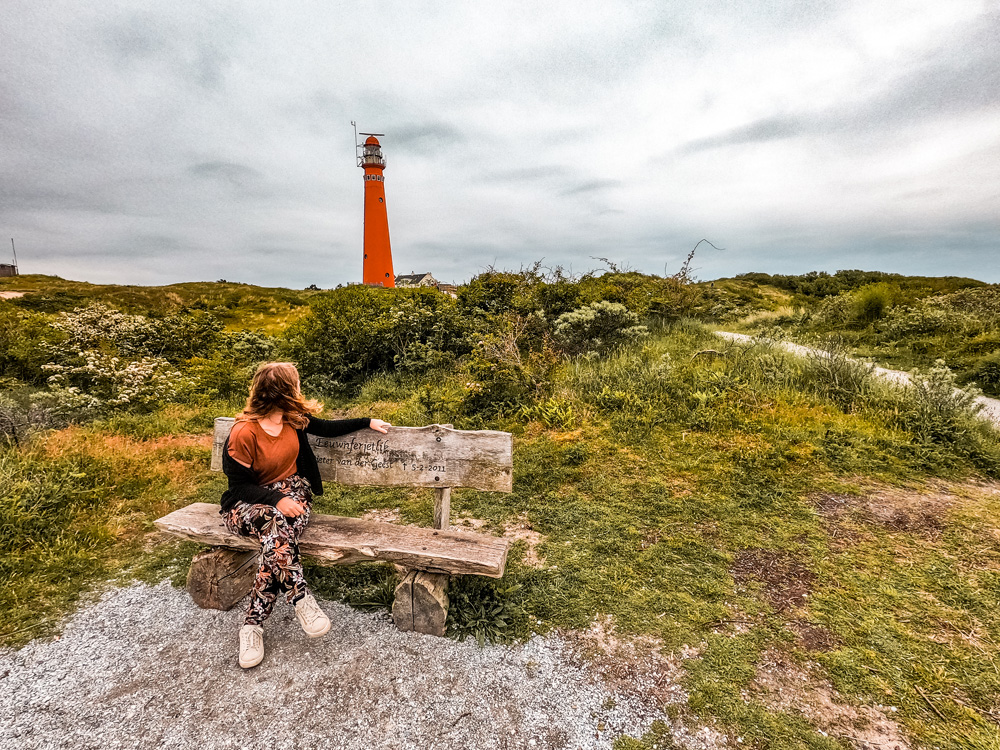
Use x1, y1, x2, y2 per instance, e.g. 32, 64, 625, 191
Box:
559, 179, 621, 197
99, 10, 236, 91
189, 161, 263, 190
3, 2, 998, 287
869, 14, 1000, 119
104, 14, 169, 63
675, 12, 1000, 156
391, 123, 467, 154
677, 115, 808, 153
479, 166, 573, 183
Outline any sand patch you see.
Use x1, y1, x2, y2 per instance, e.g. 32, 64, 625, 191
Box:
811, 479, 1000, 547
361, 507, 402, 524
454, 514, 546, 567
752, 649, 912, 750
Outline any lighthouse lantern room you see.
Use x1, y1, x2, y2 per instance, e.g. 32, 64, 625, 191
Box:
357, 132, 395, 287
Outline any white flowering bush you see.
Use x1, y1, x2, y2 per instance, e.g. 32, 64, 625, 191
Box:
878, 305, 974, 340
48, 303, 156, 356
42, 351, 189, 413
553, 301, 648, 356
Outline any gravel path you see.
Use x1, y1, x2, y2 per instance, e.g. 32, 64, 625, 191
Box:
715, 331, 1000, 429
0, 581, 728, 750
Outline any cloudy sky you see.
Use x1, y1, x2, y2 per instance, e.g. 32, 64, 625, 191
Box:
1, 0, 998, 287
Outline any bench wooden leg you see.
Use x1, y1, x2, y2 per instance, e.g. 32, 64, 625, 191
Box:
187, 547, 258, 611
392, 570, 449, 636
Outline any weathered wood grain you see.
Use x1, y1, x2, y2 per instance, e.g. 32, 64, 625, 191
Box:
186, 548, 257, 610
392, 571, 416, 631
155, 502, 509, 578
392, 570, 449, 636
433, 487, 451, 530
411, 572, 449, 636
211, 418, 512, 492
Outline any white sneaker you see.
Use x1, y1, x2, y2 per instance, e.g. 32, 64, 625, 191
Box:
294, 594, 331, 638
239, 624, 264, 669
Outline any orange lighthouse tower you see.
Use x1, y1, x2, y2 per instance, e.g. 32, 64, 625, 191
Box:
358, 133, 395, 287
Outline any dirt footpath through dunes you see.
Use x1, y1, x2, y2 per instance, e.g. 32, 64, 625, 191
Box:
716, 332, 1000, 429
0, 581, 730, 750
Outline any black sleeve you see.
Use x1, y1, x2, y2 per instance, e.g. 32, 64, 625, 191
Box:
304, 415, 372, 438
220, 437, 286, 510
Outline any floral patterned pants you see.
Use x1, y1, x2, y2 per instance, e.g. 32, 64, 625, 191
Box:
222, 474, 313, 626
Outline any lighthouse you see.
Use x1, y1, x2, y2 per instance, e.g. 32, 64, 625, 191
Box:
359, 134, 395, 287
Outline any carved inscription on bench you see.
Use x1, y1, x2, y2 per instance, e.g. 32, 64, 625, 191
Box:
211, 418, 512, 492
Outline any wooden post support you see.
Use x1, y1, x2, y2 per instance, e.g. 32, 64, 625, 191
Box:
392, 570, 450, 636
187, 548, 258, 611
433, 487, 451, 530
433, 423, 453, 531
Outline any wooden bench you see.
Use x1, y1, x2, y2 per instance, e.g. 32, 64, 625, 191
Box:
155, 419, 513, 636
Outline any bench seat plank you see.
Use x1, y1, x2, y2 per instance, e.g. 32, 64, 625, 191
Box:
155, 502, 509, 578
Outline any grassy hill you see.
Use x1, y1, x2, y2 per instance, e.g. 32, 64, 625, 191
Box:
1, 271, 999, 749
0, 274, 317, 333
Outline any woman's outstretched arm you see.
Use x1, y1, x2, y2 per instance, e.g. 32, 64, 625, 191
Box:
304, 416, 391, 438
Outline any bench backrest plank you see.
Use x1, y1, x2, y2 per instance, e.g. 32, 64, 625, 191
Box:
211, 418, 512, 492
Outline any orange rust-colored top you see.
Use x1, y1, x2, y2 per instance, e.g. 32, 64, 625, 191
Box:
227, 419, 299, 485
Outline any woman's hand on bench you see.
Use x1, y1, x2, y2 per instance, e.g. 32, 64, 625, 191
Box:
369, 419, 391, 434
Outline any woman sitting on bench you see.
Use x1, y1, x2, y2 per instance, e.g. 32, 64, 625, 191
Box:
221, 361, 390, 669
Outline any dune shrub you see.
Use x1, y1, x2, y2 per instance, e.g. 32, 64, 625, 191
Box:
284, 286, 472, 390
0, 302, 61, 383
850, 283, 898, 326
815, 293, 854, 326
41, 353, 188, 413
459, 319, 559, 418
457, 271, 527, 317
799, 339, 876, 412
968, 351, 1000, 391
878, 304, 973, 340
878, 360, 999, 470
553, 301, 649, 356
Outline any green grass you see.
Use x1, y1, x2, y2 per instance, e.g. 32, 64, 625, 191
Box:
0, 274, 316, 333
3, 309, 1000, 747
730, 282, 1000, 398
0, 402, 230, 647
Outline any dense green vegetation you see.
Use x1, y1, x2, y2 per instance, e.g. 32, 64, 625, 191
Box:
724, 271, 1000, 398
2, 269, 999, 748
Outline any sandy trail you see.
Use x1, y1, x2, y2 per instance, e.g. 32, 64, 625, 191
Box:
715, 331, 1000, 429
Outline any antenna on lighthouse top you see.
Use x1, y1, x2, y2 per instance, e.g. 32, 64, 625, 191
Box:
352, 122, 386, 167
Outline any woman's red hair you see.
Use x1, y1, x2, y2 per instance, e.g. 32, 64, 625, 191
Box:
237, 362, 321, 429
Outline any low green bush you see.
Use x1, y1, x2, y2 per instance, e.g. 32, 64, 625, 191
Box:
446, 576, 529, 645
878, 304, 974, 339
285, 285, 472, 389
553, 301, 649, 356
851, 282, 898, 326
889, 360, 997, 469
969, 351, 1000, 391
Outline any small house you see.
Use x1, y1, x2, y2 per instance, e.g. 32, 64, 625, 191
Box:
395, 273, 438, 288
